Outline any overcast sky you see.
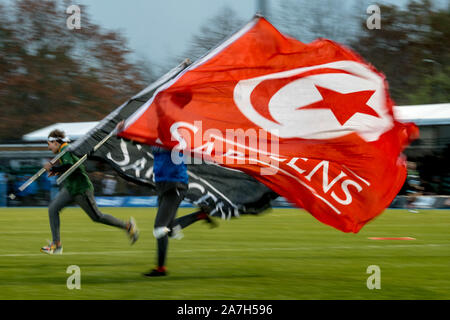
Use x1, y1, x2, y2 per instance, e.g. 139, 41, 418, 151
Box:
77, 0, 259, 70
3, 0, 447, 72
75, 0, 447, 70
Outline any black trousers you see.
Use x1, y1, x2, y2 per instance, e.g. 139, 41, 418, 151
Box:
154, 185, 188, 231
48, 187, 127, 243
154, 182, 188, 268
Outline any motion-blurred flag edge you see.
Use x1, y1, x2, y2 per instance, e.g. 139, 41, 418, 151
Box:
118, 16, 418, 232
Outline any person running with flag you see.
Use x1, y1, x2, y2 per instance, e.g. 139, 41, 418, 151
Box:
40, 129, 139, 255
143, 145, 216, 277
116, 121, 215, 277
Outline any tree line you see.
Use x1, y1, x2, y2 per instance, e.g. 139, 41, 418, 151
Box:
0, 0, 448, 141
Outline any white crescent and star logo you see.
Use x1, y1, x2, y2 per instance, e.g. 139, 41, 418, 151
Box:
233, 60, 393, 142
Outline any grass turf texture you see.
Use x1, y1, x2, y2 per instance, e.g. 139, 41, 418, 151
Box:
0, 207, 449, 300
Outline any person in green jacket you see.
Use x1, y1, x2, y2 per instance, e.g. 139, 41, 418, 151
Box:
40, 129, 139, 255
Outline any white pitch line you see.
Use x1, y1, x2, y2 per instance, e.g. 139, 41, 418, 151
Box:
0, 230, 152, 234
0, 250, 144, 257
0, 243, 448, 257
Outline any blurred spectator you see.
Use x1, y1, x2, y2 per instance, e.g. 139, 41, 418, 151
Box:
14, 174, 39, 206
405, 161, 424, 213
0, 172, 6, 207
102, 174, 117, 195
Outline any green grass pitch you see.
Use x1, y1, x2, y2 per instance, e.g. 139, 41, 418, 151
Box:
0, 207, 449, 300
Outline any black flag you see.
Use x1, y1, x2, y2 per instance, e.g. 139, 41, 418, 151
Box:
69, 61, 278, 218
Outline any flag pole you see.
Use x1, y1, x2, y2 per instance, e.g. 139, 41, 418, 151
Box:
8, 149, 68, 200
56, 129, 116, 185
257, 0, 268, 16
56, 58, 193, 186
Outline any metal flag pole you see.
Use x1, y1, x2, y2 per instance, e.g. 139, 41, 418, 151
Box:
56, 129, 116, 185
57, 58, 193, 186
8, 149, 68, 200
257, 0, 268, 16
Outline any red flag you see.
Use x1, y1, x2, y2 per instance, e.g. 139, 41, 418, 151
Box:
119, 17, 417, 233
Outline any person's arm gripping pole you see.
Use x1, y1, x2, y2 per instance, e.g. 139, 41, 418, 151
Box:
56, 129, 117, 186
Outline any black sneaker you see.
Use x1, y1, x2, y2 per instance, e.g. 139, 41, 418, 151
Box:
143, 268, 167, 277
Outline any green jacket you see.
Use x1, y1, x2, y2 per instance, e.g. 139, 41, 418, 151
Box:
57, 144, 93, 196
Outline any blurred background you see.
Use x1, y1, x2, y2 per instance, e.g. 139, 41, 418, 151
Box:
0, 0, 449, 208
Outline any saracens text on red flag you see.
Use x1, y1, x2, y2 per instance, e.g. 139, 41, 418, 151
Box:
118, 17, 418, 233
